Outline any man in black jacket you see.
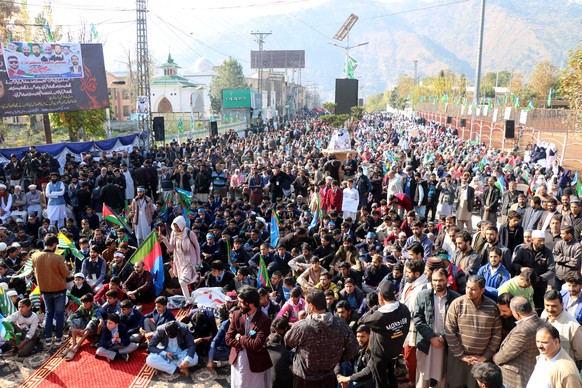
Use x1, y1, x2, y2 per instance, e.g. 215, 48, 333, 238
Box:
359, 280, 410, 388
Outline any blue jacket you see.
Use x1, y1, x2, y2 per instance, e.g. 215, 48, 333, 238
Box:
120, 306, 143, 335
99, 323, 130, 348
149, 321, 196, 358
561, 290, 582, 325
477, 263, 511, 301
140, 307, 175, 328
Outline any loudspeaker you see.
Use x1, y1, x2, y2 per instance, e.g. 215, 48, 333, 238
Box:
460, 118, 467, 127
209, 121, 218, 137
446, 116, 452, 124
335, 79, 359, 115
505, 120, 515, 139
153, 117, 165, 141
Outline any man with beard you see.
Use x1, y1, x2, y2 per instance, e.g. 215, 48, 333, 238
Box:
512, 230, 555, 311
123, 261, 155, 303
479, 226, 512, 269
482, 177, 501, 224
553, 225, 582, 291
46, 171, 67, 228
130, 187, 155, 245
455, 173, 475, 233
226, 287, 273, 388
336, 325, 375, 388
500, 180, 519, 224
414, 268, 461, 388
403, 221, 434, 260
452, 230, 481, 276
561, 273, 582, 325
538, 197, 560, 231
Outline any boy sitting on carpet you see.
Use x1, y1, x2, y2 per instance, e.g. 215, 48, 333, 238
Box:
63, 293, 99, 361
138, 296, 175, 346
2, 298, 39, 357
96, 290, 121, 336
119, 299, 143, 343
95, 313, 138, 362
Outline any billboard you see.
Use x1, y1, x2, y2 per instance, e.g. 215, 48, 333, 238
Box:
250, 50, 305, 69
2, 42, 84, 79
0, 43, 109, 117
222, 88, 260, 110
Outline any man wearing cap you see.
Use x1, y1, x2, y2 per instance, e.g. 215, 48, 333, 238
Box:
216, 290, 238, 324
512, 229, 555, 309
130, 187, 155, 246
25, 184, 42, 217
563, 198, 582, 241
46, 171, 67, 228
109, 251, 134, 283
359, 280, 411, 387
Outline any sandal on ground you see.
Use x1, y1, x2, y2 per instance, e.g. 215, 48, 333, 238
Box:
64, 348, 77, 361
60, 347, 72, 357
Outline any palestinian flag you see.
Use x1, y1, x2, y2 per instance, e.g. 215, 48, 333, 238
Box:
128, 230, 164, 296
103, 203, 133, 233
257, 255, 271, 289
0, 285, 16, 316
58, 232, 84, 261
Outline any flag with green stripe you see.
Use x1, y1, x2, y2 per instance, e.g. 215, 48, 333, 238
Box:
58, 232, 84, 261
0, 286, 16, 316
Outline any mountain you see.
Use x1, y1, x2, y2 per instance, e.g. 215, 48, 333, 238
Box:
204, 0, 581, 101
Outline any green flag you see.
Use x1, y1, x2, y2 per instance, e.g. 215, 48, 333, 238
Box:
547, 88, 553, 108
0, 287, 16, 316
178, 117, 184, 133
91, 23, 98, 40
45, 22, 53, 42
346, 56, 358, 79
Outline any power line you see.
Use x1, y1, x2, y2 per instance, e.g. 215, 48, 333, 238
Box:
159, 0, 311, 11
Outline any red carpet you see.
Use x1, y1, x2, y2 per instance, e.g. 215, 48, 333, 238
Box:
20, 304, 188, 388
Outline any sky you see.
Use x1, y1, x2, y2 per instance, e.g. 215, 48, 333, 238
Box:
23, 0, 332, 73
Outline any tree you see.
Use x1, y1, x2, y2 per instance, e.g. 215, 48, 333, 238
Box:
50, 110, 107, 142
530, 61, 559, 99
31, 3, 62, 42
560, 40, 582, 133
323, 102, 336, 114
0, 1, 20, 41
209, 57, 245, 113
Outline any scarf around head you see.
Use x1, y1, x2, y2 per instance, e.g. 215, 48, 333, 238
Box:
172, 215, 188, 240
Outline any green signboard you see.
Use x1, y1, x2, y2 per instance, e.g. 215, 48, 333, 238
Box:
222, 88, 253, 109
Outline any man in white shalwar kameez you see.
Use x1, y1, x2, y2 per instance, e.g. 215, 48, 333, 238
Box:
342, 178, 359, 221
45, 172, 67, 228
121, 163, 134, 203
130, 187, 155, 245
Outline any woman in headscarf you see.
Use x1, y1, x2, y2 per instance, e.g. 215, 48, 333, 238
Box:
163, 215, 200, 308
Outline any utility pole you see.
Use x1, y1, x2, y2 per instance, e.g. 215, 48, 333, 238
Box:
251, 31, 271, 96
471, 0, 486, 141
136, 0, 152, 147
413, 60, 418, 84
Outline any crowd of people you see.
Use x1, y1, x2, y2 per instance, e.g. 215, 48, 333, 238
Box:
1, 112, 582, 388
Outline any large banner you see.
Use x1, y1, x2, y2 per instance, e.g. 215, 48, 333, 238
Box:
0, 43, 108, 117
2, 42, 84, 79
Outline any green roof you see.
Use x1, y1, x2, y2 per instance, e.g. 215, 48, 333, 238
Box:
151, 75, 198, 88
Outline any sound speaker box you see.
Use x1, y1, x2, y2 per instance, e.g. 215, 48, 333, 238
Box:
153, 117, 165, 141
460, 118, 467, 127
446, 116, 452, 124
210, 121, 218, 137
505, 120, 515, 139
335, 79, 359, 115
